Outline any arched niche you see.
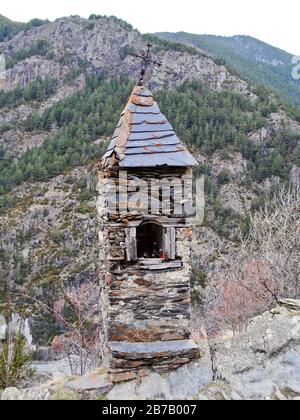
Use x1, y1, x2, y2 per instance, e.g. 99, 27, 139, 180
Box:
125, 221, 176, 263
136, 221, 164, 259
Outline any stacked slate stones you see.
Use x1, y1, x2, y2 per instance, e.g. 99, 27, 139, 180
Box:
97, 85, 200, 383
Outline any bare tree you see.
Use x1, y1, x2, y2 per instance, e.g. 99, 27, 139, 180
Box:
16, 278, 101, 376
247, 188, 300, 298
201, 188, 300, 337
51, 281, 101, 376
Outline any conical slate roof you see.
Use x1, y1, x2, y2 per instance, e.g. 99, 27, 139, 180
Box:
101, 86, 198, 168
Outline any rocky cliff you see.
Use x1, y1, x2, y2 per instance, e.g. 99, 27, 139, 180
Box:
0, 16, 250, 93
155, 32, 300, 107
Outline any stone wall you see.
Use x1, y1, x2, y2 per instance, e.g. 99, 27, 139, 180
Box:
96, 167, 200, 382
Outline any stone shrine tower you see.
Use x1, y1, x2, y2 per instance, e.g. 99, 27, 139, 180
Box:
97, 84, 200, 383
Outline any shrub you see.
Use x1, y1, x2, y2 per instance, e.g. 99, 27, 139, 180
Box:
64, 175, 74, 185
76, 203, 93, 214
0, 334, 34, 390
217, 169, 232, 186
50, 229, 64, 244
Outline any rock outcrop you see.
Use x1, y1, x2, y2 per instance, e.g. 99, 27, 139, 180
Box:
0, 16, 251, 95
108, 300, 300, 400
1, 387, 51, 401
0, 167, 100, 346
2, 300, 300, 400
0, 313, 33, 348
212, 299, 300, 400
108, 355, 213, 400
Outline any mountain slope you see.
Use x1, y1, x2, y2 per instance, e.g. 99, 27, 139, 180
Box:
0, 16, 249, 94
155, 32, 300, 106
0, 14, 48, 42
0, 15, 300, 347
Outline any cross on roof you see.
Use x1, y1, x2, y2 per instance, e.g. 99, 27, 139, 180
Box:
132, 43, 162, 86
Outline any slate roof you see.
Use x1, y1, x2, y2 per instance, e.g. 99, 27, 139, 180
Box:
101, 85, 198, 168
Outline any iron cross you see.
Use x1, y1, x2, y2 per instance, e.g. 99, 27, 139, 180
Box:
132, 43, 162, 86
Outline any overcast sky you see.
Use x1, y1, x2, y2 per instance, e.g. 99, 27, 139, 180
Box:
1, 0, 299, 55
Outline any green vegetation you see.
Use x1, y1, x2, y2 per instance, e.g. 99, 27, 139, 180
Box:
0, 14, 48, 42
191, 268, 206, 305
0, 193, 18, 214
0, 249, 8, 305
88, 14, 134, 31
74, 176, 95, 214
14, 253, 30, 285
0, 335, 34, 390
31, 312, 62, 347
119, 45, 135, 60
212, 203, 245, 239
0, 123, 14, 134
218, 170, 232, 186
32, 265, 61, 285
157, 80, 300, 184
143, 34, 199, 56
0, 75, 132, 194
157, 80, 266, 155
49, 229, 65, 245
6, 39, 50, 68
282, 102, 300, 123
0, 77, 298, 199
155, 32, 300, 107
0, 78, 58, 108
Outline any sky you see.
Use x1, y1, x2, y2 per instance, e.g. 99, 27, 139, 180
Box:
1, 0, 299, 55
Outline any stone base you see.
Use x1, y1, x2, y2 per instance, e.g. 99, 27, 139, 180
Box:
108, 340, 200, 383
108, 357, 214, 400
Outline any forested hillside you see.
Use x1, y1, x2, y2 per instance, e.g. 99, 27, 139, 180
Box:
0, 14, 300, 348
155, 32, 300, 107
0, 14, 48, 42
